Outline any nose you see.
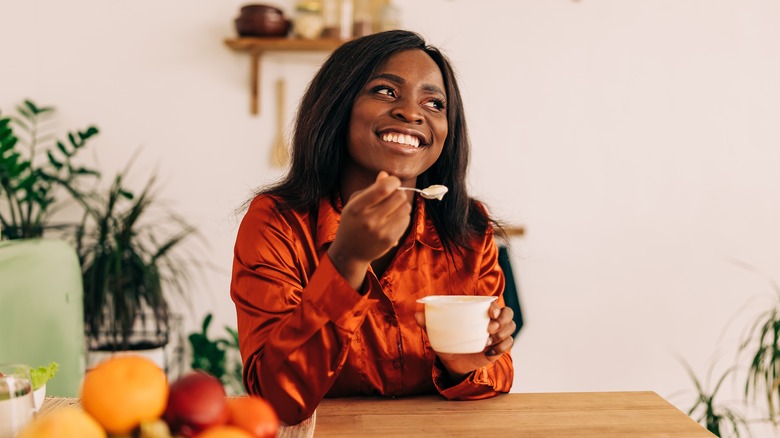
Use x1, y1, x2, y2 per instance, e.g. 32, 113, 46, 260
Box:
391, 98, 423, 124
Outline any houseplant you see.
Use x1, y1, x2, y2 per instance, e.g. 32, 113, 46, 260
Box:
1, 99, 99, 396
188, 313, 244, 395
75, 163, 198, 365
682, 359, 749, 437
738, 264, 780, 424
0, 100, 99, 239
683, 261, 780, 436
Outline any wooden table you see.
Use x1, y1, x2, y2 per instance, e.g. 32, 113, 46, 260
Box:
313, 392, 712, 437
42, 391, 712, 437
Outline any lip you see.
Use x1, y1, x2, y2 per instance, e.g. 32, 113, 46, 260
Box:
376, 126, 431, 147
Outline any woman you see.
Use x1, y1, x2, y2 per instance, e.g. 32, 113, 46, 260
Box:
231, 30, 515, 425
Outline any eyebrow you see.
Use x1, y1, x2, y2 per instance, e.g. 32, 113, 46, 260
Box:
370, 73, 446, 97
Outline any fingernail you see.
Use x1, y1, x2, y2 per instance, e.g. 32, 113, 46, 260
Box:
492, 309, 500, 318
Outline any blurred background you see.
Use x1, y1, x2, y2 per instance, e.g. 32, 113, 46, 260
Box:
2, 0, 780, 432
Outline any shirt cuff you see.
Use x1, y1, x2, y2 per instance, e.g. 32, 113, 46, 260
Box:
305, 253, 375, 333
432, 357, 497, 399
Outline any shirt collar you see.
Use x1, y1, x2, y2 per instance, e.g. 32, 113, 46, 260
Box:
315, 193, 444, 252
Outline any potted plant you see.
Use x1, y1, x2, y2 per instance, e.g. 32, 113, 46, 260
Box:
682, 359, 750, 437
0, 100, 99, 396
0, 100, 99, 239
681, 261, 780, 436
188, 313, 244, 395
75, 163, 198, 369
738, 264, 780, 424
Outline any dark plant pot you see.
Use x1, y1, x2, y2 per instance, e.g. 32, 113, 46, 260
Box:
86, 312, 170, 352
1, 225, 44, 240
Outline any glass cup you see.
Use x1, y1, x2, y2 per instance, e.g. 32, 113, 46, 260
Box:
0, 363, 35, 438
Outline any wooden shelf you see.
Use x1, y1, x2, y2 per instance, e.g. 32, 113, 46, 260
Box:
225, 37, 346, 52
503, 226, 525, 238
224, 37, 348, 115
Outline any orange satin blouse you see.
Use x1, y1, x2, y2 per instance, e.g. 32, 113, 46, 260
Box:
231, 194, 513, 425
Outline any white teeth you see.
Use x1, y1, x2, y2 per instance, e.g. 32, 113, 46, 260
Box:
381, 132, 421, 147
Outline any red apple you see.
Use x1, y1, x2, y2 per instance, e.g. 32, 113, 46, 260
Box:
163, 371, 229, 437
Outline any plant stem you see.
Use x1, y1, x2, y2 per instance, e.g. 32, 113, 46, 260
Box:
23, 114, 39, 230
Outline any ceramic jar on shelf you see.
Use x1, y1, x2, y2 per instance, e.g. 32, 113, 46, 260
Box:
293, 1, 326, 40
234, 4, 290, 38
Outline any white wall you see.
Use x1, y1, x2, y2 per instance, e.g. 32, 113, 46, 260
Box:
4, 0, 780, 426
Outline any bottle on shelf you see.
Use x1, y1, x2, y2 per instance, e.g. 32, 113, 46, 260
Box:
352, 0, 373, 37
339, 0, 354, 40
321, 0, 340, 39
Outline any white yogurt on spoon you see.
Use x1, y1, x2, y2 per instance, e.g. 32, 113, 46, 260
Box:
398, 184, 448, 200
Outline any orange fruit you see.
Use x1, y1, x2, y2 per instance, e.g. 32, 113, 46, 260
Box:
198, 425, 254, 438
80, 355, 169, 435
227, 396, 279, 438
17, 406, 106, 438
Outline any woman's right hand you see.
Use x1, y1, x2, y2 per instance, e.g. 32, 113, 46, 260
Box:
327, 171, 412, 289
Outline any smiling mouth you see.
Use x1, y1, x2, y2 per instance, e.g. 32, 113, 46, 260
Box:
380, 132, 422, 148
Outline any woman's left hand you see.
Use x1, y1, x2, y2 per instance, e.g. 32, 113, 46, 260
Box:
415, 301, 515, 379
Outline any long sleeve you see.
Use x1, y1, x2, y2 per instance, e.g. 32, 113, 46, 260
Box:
430, 228, 514, 399
230, 197, 374, 425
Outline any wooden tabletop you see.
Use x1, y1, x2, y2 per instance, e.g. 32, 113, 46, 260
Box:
314, 392, 712, 437
42, 391, 711, 437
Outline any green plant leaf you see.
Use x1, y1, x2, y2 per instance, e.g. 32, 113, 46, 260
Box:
16, 105, 31, 120
1, 99, 100, 240
71, 167, 99, 176
78, 126, 99, 143
202, 313, 213, 334
47, 151, 63, 169
56, 140, 72, 157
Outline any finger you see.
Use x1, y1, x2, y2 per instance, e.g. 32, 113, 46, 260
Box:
486, 336, 514, 358
489, 302, 501, 320
348, 173, 402, 210
414, 310, 426, 329
379, 198, 413, 236
371, 188, 412, 220
489, 320, 516, 344
494, 306, 514, 328
487, 303, 511, 334
356, 198, 411, 252
342, 171, 387, 204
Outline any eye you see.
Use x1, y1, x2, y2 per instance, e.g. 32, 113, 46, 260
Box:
371, 84, 396, 98
424, 98, 446, 111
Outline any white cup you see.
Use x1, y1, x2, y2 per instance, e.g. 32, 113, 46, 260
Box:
0, 364, 35, 438
417, 295, 498, 354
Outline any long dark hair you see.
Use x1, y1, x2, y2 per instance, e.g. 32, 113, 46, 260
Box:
262, 30, 494, 251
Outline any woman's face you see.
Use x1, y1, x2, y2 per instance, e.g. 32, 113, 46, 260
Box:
343, 49, 448, 188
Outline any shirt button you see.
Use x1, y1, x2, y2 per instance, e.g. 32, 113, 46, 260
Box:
385, 315, 397, 326
392, 360, 401, 369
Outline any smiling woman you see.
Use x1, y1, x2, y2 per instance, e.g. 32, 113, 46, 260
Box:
230, 30, 515, 426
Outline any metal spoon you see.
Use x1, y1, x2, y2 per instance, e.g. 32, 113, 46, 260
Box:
397, 184, 449, 200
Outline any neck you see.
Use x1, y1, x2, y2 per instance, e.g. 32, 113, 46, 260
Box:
339, 164, 417, 203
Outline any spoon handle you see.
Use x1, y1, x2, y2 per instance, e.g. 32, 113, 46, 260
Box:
397, 187, 422, 193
